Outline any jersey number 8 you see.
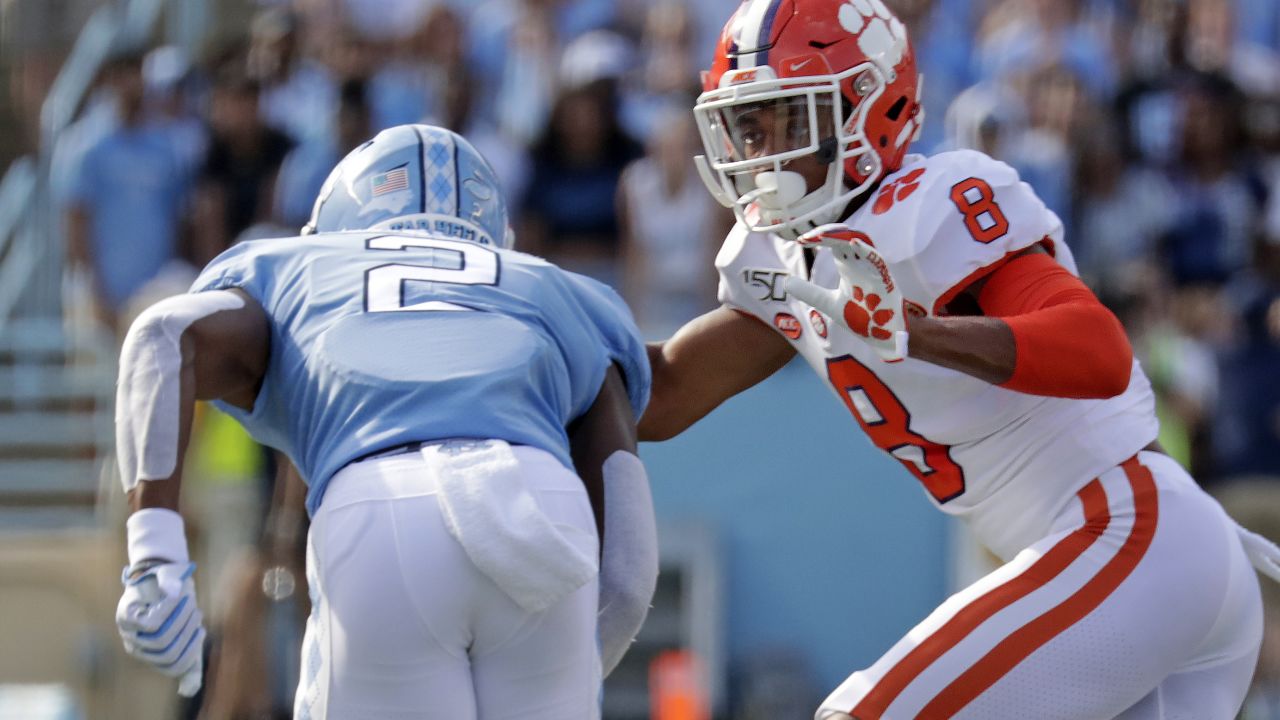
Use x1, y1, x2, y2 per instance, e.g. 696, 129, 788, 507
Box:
827, 355, 966, 504
949, 178, 1009, 244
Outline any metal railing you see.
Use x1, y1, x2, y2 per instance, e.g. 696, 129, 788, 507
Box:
0, 0, 172, 528
0, 0, 168, 331
0, 157, 36, 268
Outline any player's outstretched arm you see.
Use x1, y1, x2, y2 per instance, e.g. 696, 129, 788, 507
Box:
568, 365, 657, 676
788, 225, 1131, 399
115, 288, 269, 697
640, 305, 796, 441
909, 248, 1133, 398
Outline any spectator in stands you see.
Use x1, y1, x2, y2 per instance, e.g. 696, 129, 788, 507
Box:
891, 0, 977, 154
1161, 73, 1265, 287
1115, 0, 1195, 166
1215, 213, 1280, 478
191, 69, 293, 265
143, 45, 208, 179
996, 62, 1087, 224
423, 13, 532, 208
618, 104, 726, 337
973, 0, 1116, 99
368, 5, 465, 131
1071, 118, 1174, 302
1122, 0, 1182, 81
469, 0, 560, 144
248, 7, 336, 144
1120, 0, 1280, 166
518, 32, 642, 286
320, 26, 378, 91
1183, 0, 1280, 97
468, 0, 618, 131
1214, 289, 1280, 479
941, 81, 1027, 157
274, 79, 372, 230
51, 60, 121, 225
65, 48, 191, 335
1112, 268, 1221, 476
1235, 0, 1280, 51
620, 1, 703, 142
341, 0, 442, 42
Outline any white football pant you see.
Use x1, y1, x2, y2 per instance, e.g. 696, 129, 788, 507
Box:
818, 451, 1263, 719
293, 444, 602, 719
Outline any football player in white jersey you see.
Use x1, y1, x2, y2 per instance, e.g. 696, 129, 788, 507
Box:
639, 0, 1280, 718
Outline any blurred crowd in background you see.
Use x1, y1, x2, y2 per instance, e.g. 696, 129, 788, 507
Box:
3, 0, 1280, 715
4, 0, 1280, 483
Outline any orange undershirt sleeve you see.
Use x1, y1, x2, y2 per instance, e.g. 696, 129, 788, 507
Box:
976, 252, 1133, 399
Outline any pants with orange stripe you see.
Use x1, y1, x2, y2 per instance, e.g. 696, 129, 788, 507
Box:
818, 452, 1263, 720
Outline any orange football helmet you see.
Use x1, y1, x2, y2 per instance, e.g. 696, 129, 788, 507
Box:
693, 0, 922, 239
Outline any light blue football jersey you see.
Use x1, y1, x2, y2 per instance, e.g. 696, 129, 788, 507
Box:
190, 231, 651, 516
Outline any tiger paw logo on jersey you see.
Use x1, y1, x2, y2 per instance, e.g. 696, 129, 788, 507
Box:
844, 286, 897, 341
872, 168, 925, 215
837, 0, 909, 69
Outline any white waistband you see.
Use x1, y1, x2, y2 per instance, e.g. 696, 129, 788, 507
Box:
323, 440, 578, 513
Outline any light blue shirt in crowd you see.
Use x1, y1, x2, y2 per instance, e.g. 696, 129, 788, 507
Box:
68, 122, 190, 309
273, 137, 339, 229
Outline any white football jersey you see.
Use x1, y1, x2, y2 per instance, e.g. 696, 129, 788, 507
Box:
716, 150, 1159, 559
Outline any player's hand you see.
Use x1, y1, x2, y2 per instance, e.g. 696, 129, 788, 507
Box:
1236, 523, 1280, 583
785, 223, 909, 362
116, 560, 205, 697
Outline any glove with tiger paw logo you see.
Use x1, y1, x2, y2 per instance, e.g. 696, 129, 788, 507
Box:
785, 223, 909, 362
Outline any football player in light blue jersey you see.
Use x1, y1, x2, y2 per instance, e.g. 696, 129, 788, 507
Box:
113, 125, 658, 719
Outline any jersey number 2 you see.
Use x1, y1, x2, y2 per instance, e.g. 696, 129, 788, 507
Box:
827, 355, 966, 503
363, 235, 499, 313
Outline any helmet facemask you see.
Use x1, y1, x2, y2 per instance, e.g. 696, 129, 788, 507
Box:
693, 62, 887, 240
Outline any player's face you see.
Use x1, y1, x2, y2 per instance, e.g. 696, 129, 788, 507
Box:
721, 96, 834, 194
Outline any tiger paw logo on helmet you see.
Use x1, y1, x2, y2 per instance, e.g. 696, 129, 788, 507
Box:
837, 0, 908, 70
693, 0, 922, 241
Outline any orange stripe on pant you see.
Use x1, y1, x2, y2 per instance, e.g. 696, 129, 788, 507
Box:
850, 471, 1115, 719
918, 457, 1158, 717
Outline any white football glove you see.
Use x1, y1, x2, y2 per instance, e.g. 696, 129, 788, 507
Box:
785, 223, 909, 362
117, 561, 205, 695
117, 508, 204, 697
1236, 523, 1280, 583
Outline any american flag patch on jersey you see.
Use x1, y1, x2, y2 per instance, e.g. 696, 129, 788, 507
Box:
371, 166, 410, 196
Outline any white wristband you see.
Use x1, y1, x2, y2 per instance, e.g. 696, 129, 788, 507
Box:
126, 508, 190, 567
